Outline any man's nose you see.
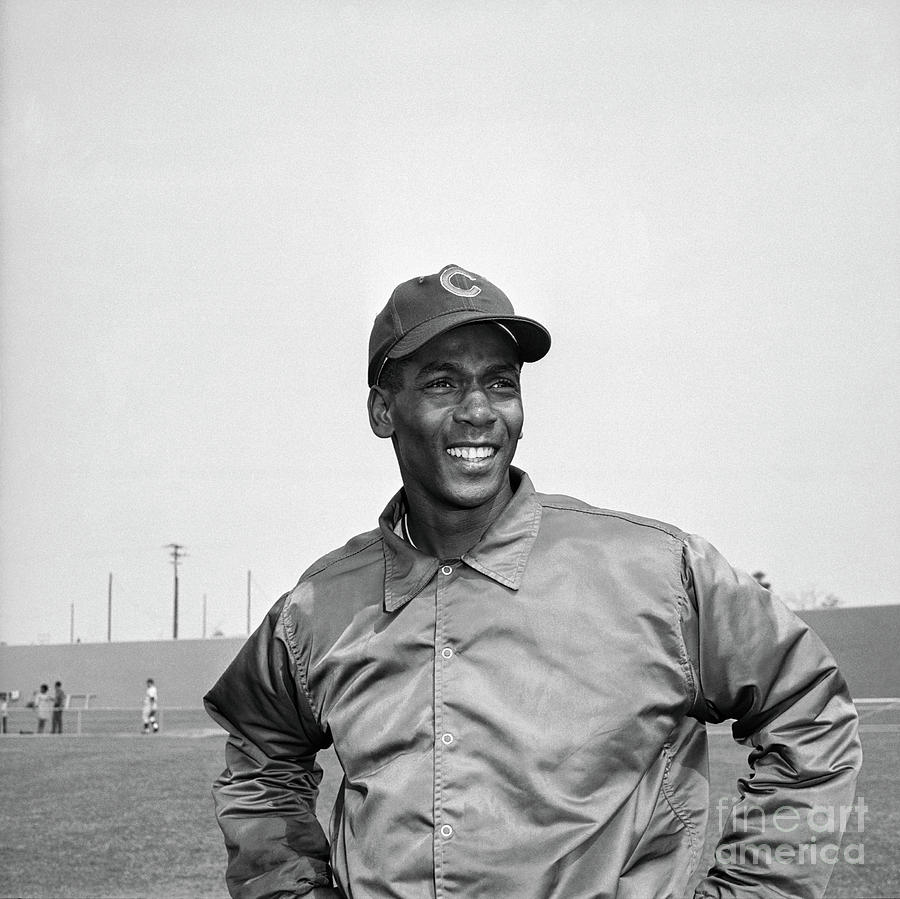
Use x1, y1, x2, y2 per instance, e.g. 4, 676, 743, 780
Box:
454, 387, 496, 426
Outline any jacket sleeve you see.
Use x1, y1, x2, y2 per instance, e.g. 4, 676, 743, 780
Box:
204, 594, 340, 899
681, 535, 862, 899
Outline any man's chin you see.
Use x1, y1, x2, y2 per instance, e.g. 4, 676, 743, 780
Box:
441, 471, 512, 511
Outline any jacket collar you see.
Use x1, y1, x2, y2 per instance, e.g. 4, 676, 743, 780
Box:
378, 468, 543, 613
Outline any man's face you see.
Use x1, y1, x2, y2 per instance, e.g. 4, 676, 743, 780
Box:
371, 322, 524, 513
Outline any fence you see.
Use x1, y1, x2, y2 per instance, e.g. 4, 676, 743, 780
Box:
0, 706, 214, 736
3, 700, 897, 737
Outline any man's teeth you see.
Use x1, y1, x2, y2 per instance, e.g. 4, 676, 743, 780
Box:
447, 446, 495, 460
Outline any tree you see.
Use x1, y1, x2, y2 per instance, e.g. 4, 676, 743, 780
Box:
782, 585, 842, 610
751, 571, 772, 591
751, 572, 841, 610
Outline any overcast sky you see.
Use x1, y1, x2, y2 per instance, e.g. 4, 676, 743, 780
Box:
1, 1, 897, 646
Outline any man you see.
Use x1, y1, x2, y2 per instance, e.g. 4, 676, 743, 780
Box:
33, 683, 53, 734
142, 678, 159, 734
205, 264, 861, 899
51, 680, 66, 734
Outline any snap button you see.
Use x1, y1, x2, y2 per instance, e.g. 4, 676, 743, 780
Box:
440, 565, 453, 576
441, 732, 454, 745
441, 647, 454, 659
440, 824, 453, 838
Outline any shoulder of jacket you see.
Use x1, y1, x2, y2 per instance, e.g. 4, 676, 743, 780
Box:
278, 528, 385, 655
536, 492, 687, 542
295, 526, 384, 584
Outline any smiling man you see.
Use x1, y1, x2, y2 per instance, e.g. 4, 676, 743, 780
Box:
205, 264, 860, 899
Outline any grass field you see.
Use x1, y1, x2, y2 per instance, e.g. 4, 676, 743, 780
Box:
1, 710, 897, 899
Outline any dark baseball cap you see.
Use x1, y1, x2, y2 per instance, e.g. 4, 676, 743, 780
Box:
368, 263, 551, 386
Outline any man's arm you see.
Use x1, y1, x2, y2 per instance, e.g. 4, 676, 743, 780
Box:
681, 535, 862, 899
204, 596, 341, 899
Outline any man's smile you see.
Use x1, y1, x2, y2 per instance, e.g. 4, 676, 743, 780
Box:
446, 445, 498, 462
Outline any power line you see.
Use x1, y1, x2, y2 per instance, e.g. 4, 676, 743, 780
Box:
164, 544, 187, 639
249, 571, 273, 606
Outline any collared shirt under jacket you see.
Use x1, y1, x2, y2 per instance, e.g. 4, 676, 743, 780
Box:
205, 469, 860, 899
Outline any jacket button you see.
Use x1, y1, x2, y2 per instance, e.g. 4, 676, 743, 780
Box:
440, 565, 453, 575
441, 647, 454, 659
441, 732, 454, 744
440, 824, 453, 838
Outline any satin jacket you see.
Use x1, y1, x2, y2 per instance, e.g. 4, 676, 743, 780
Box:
204, 470, 860, 899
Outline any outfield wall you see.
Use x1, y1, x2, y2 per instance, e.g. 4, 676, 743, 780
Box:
798, 605, 900, 698
1, 604, 898, 710
0, 636, 246, 708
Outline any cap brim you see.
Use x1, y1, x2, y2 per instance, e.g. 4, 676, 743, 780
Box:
387, 311, 551, 364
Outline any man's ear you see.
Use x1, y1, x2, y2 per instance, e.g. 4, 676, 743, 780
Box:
367, 386, 395, 439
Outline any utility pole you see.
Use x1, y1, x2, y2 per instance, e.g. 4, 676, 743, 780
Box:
165, 544, 186, 639
246, 570, 251, 635
107, 572, 113, 642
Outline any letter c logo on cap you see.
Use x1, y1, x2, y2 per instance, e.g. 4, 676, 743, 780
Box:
440, 266, 482, 298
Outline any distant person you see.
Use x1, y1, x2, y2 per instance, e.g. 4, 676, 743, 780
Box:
142, 678, 159, 734
33, 684, 53, 734
0, 692, 8, 734
206, 264, 861, 898
51, 681, 66, 734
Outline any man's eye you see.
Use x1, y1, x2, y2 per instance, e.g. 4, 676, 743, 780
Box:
425, 378, 454, 389
490, 378, 518, 390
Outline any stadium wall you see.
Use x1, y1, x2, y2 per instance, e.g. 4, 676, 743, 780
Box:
798, 604, 900, 698
0, 636, 246, 709
1, 604, 898, 710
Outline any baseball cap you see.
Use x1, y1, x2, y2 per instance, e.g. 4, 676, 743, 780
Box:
368, 264, 551, 386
